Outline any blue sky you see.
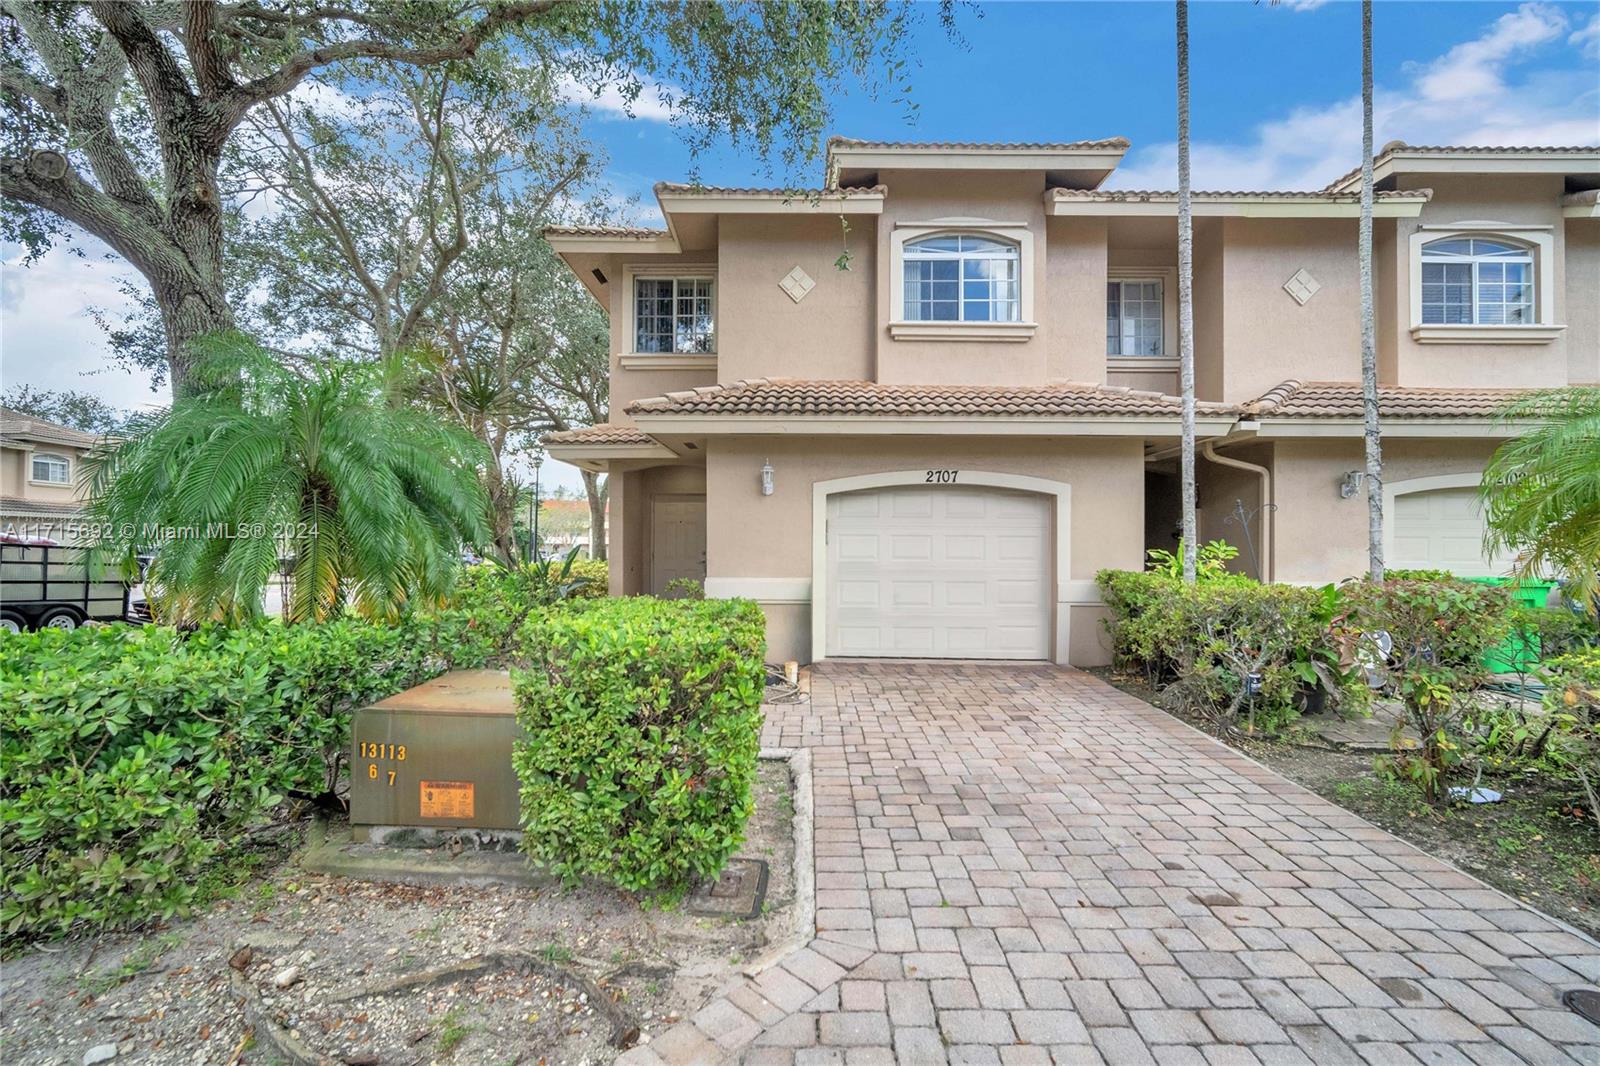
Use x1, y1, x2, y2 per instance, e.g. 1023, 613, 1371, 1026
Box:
2, 0, 1596, 493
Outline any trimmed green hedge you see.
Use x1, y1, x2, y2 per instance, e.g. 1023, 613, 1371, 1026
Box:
511, 596, 767, 894
0, 607, 517, 941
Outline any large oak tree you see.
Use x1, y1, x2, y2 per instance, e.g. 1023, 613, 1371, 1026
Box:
2, 0, 935, 394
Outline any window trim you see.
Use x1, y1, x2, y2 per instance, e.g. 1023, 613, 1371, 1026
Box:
622, 264, 718, 358
902, 233, 1022, 325
29, 451, 71, 486
888, 220, 1037, 342
1105, 271, 1174, 358
1408, 223, 1562, 345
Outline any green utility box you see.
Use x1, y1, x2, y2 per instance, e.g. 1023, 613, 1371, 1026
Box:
1465, 577, 1560, 674
349, 669, 522, 840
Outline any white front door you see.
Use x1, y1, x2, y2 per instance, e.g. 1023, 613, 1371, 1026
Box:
1390, 486, 1512, 577
826, 485, 1051, 660
650, 496, 706, 595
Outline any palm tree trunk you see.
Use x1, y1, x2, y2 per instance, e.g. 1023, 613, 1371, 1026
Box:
1177, 0, 1198, 585
1359, 0, 1385, 580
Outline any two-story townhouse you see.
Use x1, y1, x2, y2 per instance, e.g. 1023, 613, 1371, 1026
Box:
0, 407, 102, 543
544, 139, 1600, 668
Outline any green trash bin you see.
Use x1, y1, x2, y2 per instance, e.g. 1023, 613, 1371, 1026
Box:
1465, 577, 1559, 674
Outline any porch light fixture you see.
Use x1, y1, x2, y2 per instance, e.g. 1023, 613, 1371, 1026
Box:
760, 459, 775, 497
1339, 470, 1365, 499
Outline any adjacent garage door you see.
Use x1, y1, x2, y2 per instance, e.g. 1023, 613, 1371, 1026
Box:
825, 485, 1051, 659
1391, 486, 1511, 578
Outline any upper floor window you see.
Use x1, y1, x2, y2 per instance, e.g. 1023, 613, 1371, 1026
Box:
1106, 279, 1164, 356
902, 235, 1019, 323
634, 276, 714, 353
1420, 237, 1534, 326
31, 453, 70, 484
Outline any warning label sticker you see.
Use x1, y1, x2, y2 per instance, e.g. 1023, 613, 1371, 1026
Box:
419, 780, 475, 820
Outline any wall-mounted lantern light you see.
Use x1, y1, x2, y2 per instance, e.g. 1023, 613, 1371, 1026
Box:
760, 459, 775, 497
1339, 470, 1365, 499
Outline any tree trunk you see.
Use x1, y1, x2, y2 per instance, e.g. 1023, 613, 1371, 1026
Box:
155, 273, 235, 395
1359, 0, 1385, 581
582, 469, 607, 561
479, 454, 518, 563
1176, 0, 1198, 585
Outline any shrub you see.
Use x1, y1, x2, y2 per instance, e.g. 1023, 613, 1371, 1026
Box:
1338, 578, 1513, 801
512, 596, 766, 894
1096, 570, 1348, 735
0, 566, 547, 943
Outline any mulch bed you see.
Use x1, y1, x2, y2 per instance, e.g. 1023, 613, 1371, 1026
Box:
0, 761, 796, 1066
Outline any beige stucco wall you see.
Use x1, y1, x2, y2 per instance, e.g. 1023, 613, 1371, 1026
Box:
702, 434, 1146, 666
1384, 173, 1570, 388
1043, 216, 1108, 384
1565, 221, 1600, 384
1193, 219, 1225, 402
716, 214, 877, 382
873, 170, 1051, 386
1215, 218, 1363, 404
1271, 437, 1500, 584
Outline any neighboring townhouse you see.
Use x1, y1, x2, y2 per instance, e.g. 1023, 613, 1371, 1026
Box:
0, 407, 102, 543
544, 139, 1600, 668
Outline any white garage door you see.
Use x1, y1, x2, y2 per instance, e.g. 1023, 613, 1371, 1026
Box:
1391, 486, 1512, 578
825, 486, 1051, 660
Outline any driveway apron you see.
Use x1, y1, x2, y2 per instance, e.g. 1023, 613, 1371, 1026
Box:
625, 662, 1600, 1065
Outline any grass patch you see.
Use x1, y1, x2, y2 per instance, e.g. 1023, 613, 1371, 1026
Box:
78, 933, 183, 997
437, 1007, 471, 1055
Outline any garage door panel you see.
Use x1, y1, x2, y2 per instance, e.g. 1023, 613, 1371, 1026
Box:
827, 485, 1051, 660
836, 494, 881, 518
890, 581, 934, 607
1390, 485, 1511, 578
944, 535, 985, 561
891, 492, 934, 518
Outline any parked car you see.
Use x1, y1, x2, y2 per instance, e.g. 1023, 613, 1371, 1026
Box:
0, 535, 133, 632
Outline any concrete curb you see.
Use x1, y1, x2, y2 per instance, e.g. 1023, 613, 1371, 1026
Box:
615, 745, 823, 1065
743, 747, 815, 978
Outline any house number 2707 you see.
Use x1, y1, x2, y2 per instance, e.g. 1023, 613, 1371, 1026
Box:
925, 469, 959, 484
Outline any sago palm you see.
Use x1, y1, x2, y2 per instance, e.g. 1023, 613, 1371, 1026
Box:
1481, 387, 1600, 614
87, 335, 490, 624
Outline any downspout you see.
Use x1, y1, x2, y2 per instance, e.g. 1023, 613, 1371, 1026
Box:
1201, 433, 1274, 582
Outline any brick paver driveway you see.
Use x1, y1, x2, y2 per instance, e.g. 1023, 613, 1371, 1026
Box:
629, 663, 1600, 1065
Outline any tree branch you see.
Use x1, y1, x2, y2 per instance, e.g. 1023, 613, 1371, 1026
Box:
0, 151, 183, 281
220, 0, 558, 126
184, 1, 239, 96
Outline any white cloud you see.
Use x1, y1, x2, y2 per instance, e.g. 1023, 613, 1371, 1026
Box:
1280, 0, 1331, 12
1571, 13, 1600, 60
1412, 2, 1567, 103
0, 242, 167, 413
557, 72, 675, 122
1110, 1, 1600, 192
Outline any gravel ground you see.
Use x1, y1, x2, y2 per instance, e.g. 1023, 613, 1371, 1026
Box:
1, 761, 796, 1066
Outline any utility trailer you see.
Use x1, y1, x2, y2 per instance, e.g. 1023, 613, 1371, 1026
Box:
0, 537, 131, 632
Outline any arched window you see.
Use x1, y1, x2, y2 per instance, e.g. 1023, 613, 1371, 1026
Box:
903, 235, 1020, 323
1420, 237, 1534, 326
31, 453, 70, 484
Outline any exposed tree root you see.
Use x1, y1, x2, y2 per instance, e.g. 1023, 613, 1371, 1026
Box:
329, 950, 641, 1048
228, 969, 330, 1066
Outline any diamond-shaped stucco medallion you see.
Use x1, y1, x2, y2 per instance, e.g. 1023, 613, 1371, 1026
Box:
1283, 268, 1322, 306
778, 265, 815, 303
